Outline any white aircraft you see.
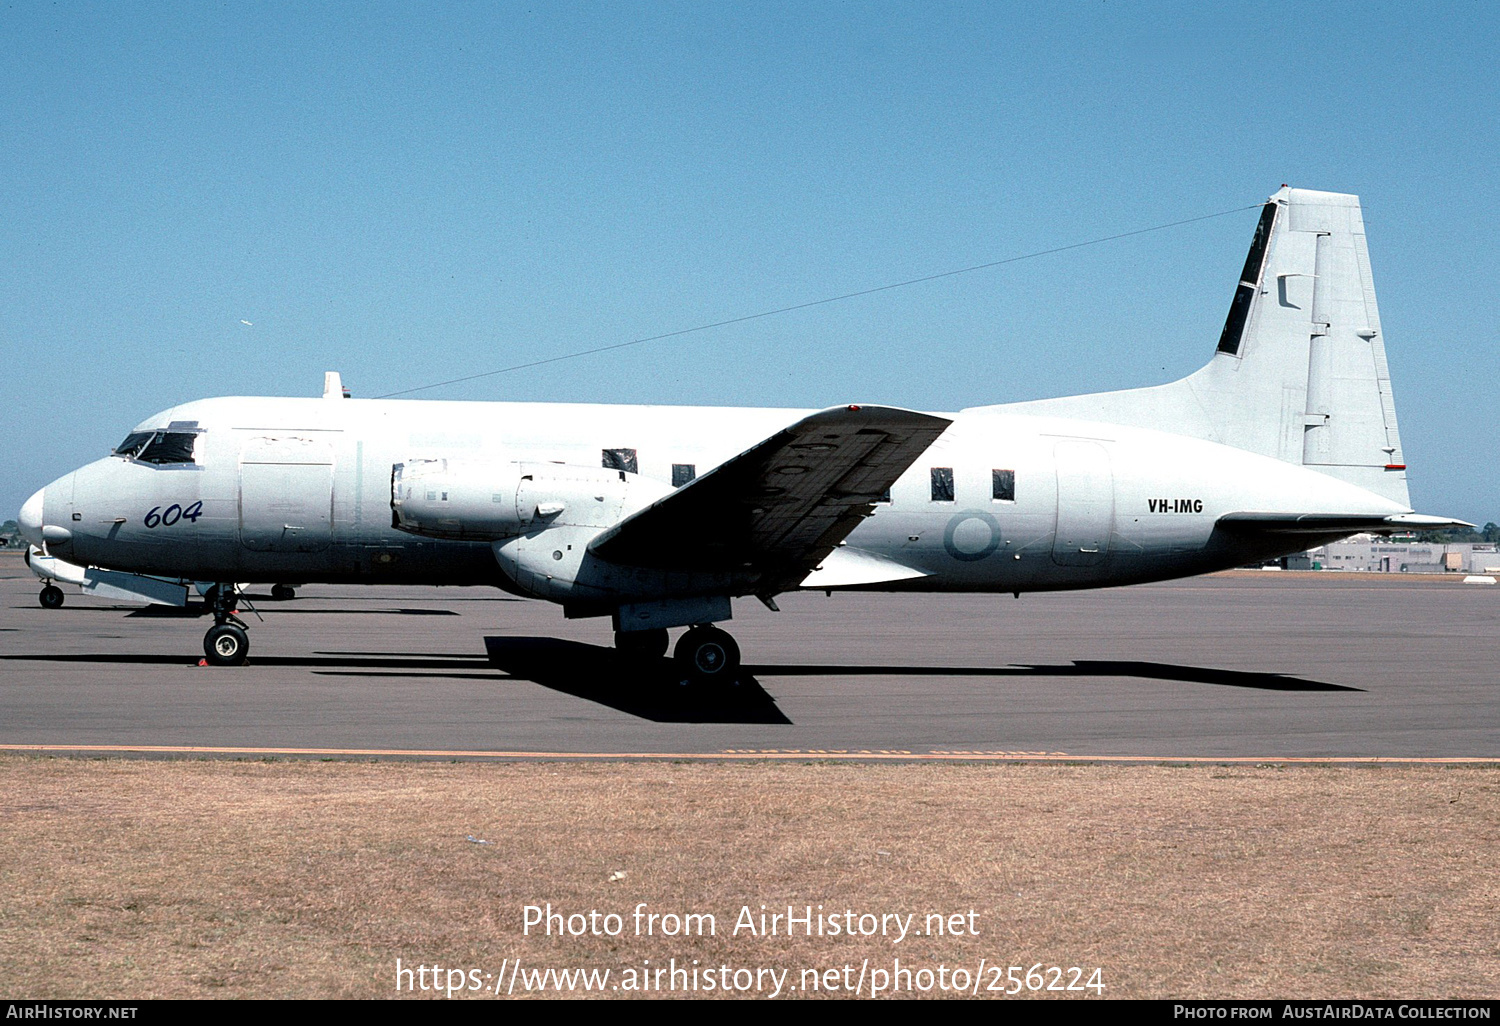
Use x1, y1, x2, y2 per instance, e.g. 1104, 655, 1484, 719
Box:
17, 187, 1465, 679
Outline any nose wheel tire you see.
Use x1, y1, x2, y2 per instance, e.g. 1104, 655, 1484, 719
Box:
271, 584, 296, 601
204, 623, 250, 666
615, 627, 670, 660
39, 585, 64, 610
674, 625, 741, 684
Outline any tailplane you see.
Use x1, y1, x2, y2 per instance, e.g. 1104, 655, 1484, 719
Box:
994, 187, 1410, 506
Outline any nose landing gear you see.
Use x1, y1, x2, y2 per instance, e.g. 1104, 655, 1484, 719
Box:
202, 584, 250, 666
38, 584, 64, 610
204, 623, 250, 665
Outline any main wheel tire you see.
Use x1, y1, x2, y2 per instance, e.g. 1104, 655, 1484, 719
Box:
203, 623, 250, 666
673, 625, 741, 683
39, 585, 64, 610
615, 628, 669, 659
271, 584, 296, 601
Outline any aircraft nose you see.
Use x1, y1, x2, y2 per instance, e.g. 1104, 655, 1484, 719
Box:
19, 487, 45, 548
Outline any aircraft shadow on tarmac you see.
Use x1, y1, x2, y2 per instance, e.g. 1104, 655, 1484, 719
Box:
0, 651, 500, 674
0, 647, 1357, 706
748, 660, 1361, 692
482, 637, 794, 724
125, 605, 460, 618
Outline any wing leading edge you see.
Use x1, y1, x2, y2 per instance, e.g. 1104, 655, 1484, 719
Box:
589, 405, 951, 595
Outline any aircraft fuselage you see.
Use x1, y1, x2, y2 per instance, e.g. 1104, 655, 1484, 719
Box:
33, 394, 1402, 598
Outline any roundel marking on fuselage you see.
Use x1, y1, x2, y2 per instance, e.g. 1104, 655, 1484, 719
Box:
942, 511, 1002, 562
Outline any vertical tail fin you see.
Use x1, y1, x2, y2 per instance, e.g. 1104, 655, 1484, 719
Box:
997, 187, 1411, 507
1200, 187, 1407, 504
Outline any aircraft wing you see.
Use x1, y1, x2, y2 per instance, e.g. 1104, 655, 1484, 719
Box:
1217, 512, 1474, 535
589, 404, 951, 594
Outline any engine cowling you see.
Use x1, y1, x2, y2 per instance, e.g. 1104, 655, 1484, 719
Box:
390, 459, 532, 541
490, 463, 677, 603
393, 458, 694, 605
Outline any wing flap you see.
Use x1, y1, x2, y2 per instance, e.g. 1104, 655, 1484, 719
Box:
799, 546, 928, 589
589, 405, 950, 593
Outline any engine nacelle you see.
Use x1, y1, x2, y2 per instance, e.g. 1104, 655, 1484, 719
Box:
390, 459, 532, 541
489, 463, 680, 603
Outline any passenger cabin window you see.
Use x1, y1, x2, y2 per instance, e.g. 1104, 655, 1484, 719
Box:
930, 467, 954, 502
992, 469, 1016, 502
602, 448, 638, 474
114, 431, 198, 465
672, 463, 696, 487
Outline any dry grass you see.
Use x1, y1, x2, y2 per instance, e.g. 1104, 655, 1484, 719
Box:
0, 757, 1496, 999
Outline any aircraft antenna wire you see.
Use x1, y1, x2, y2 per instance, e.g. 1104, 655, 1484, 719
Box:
376, 202, 1263, 399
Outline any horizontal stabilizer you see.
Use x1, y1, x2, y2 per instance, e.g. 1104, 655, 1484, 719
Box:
1218, 511, 1473, 536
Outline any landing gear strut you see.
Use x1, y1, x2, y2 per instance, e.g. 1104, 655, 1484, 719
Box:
39, 584, 64, 610
202, 584, 250, 666
674, 625, 741, 684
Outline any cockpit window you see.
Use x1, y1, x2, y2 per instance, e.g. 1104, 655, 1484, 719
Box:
113, 432, 155, 458
140, 432, 198, 464
114, 431, 198, 465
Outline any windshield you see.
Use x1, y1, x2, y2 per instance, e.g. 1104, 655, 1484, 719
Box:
113, 430, 198, 465
113, 432, 154, 458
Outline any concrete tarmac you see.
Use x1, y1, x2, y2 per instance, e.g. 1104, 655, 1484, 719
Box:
1, 553, 1495, 759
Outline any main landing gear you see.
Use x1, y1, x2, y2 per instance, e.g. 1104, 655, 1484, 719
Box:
612, 624, 744, 685
39, 584, 64, 610
674, 625, 742, 684
202, 584, 250, 666
614, 627, 669, 659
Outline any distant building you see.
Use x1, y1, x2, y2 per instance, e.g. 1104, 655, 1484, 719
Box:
1289, 535, 1500, 573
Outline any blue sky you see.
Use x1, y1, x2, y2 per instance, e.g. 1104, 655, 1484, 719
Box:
3, 2, 1495, 523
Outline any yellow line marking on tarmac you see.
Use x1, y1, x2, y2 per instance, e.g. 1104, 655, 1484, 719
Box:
0, 744, 1495, 764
